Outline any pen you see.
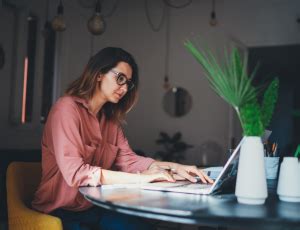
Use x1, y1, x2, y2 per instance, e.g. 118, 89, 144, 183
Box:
272, 143, 275, 153
273, 143, 278, 157
267, 142, 272, 157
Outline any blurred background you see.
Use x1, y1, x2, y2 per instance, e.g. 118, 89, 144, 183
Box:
0, 0, 299, 167
1, 0, 300, 228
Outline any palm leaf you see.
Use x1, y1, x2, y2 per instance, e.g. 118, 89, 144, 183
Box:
184, 40, 267, 136
184, 40, 280, 136
260, 78, 279, 128
184, 40, 256, 108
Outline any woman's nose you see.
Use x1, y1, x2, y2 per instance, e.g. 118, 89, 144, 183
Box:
120, 84, 128, 92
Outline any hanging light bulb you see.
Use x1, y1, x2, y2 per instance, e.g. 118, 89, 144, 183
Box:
51, 0, 66, 32
87, 0, 106, 35
163, 7, 171, 91
209, 0, 217, 26
163, 75, 170, 90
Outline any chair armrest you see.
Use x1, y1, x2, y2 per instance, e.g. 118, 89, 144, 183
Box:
8, 207, 63, 230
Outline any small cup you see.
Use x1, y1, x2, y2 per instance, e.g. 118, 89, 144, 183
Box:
264, 157, 279, 179
277, 157, 300, 202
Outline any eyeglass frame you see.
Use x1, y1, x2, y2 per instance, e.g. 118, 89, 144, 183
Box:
109, 69, 135, 91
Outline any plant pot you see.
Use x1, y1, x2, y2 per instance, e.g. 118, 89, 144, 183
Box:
235, 136, 268, 205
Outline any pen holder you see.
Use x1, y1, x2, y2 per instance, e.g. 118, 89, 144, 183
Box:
264, 157, 279, 179
277, 157, 300, 202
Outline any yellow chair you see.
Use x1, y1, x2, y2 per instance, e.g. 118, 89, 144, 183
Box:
6, 162, 63, 230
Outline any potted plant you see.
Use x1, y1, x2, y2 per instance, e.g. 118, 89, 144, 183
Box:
154, 131, 193, 163
184, 40, 279, 204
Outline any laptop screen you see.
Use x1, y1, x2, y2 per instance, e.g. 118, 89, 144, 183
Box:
209, 138, 244, 194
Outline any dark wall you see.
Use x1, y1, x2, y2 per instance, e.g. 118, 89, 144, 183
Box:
248, 44, 300, 156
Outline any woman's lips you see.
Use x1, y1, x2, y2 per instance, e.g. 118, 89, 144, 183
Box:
115, 93, 122, 99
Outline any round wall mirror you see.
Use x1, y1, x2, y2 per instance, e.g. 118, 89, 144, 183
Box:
163, 87, 192, 117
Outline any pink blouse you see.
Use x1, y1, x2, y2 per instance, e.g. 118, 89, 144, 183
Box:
32, 96, 154, 213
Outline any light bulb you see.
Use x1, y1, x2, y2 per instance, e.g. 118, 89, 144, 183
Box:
163, 75, 170, 90
210, 11, 217, 26
51, 0, 66, 32
51, 15, 66, 31
87, 13, 105, 35
87, 0, 105, 35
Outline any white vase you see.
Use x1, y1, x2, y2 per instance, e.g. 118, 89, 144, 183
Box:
235, 136, 268, 205
277, 157, 300, 202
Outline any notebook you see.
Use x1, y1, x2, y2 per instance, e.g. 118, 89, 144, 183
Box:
140, 138, 245, 195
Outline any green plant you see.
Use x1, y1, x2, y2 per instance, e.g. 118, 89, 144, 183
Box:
154, 131, 193, 163
295, 145, 300, 158
184, 40, 279, 136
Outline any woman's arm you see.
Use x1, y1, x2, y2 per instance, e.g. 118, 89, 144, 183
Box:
100, 169, 175, 185
113, 126, 212, 184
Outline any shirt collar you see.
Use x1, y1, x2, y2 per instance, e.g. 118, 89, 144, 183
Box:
72, 96, 90, 110
72, 96, 103, 119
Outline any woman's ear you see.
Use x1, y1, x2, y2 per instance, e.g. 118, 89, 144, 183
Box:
97, 74, 103, 82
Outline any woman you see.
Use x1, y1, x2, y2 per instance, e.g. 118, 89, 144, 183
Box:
32, 47, 212, 230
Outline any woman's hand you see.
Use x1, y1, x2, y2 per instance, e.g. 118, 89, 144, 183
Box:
140, 164, 176, 183
171, 164, 214, 184
141, 163, 166, 175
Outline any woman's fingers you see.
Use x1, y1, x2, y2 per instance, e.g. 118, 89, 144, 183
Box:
187, 166, 214, 184
201, 171, 214, 184
176, 168, 198, 183
172, 174, 185, 181
143, 164, 213, 184
161, 171, 175, 182
173, 165, 214, 184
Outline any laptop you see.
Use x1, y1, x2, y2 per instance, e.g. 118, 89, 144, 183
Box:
140, 138, 245, 195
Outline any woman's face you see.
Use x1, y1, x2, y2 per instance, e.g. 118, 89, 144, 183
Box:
97, 61, 133, 104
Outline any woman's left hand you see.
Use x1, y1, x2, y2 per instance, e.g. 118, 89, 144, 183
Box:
170, 163, 214, 184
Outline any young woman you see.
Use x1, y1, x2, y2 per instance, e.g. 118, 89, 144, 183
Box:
32, 47, 212, 230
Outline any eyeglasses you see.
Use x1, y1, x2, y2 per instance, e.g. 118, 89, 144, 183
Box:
110, 69, 135, 91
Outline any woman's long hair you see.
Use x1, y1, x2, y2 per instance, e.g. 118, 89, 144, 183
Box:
65, 47, 139, 123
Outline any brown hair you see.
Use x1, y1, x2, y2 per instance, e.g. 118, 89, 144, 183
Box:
65, 47, 139, 123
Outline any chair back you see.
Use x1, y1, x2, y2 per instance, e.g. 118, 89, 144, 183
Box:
7, 162, 41, 209
6, 161, 63, 230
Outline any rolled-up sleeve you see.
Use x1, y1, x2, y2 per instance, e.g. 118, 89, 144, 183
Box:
113, 126, 155, 173
47, 101, 101, 187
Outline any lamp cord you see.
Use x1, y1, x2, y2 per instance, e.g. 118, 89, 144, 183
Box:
45, 0, 50, 21
212, 0, 215, 13
102, 0, 120, 18
145, 0, 192, 33
65, 0, 119, 20
165, 7, 170, 80
144, 0, 166, 32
